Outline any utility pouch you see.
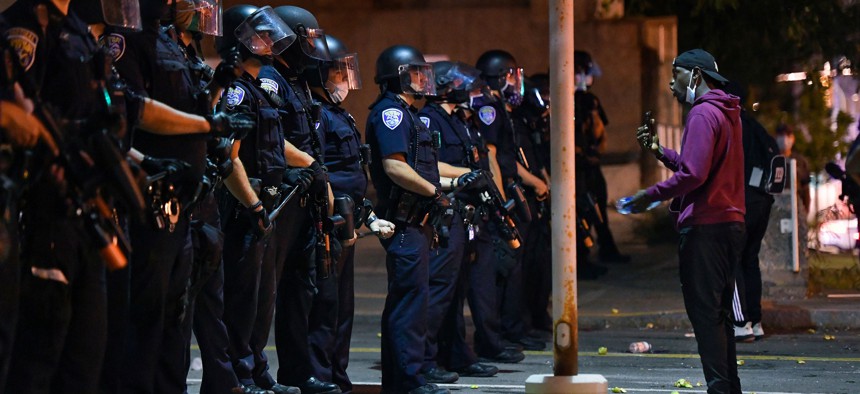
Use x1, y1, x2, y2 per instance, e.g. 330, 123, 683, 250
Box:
333, 196, 355, 244
506, 181, 532, 224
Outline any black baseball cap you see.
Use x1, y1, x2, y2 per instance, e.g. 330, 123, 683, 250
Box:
673, 49, 728, 83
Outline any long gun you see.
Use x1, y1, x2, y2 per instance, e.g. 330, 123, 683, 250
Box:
456, 170, 522, 249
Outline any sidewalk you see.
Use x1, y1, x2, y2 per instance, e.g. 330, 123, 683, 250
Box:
578, 210, 860, 331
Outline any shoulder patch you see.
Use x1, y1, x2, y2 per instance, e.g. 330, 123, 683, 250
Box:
101, 33, 126, 61
478, 106, 496, 126
382, 108, 404, 130
224, 86, 246, 109
419, 116, 431, 129
259, 78, 279, 96
6, 28, 39, 72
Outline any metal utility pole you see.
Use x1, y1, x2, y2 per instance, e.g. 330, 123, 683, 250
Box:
526, 1, 607, 392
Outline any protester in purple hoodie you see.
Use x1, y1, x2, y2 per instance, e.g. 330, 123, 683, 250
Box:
623, 49, 745, 394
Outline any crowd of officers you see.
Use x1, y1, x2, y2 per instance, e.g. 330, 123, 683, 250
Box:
0, 0, 616, 393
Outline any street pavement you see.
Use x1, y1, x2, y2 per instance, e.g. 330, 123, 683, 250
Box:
185, 211, 860, 393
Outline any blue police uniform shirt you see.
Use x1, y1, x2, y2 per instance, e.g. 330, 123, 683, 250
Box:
367, 91, 440, 209
475, 101, 518, 180
221, 72, 287, 186
109, 25, 207, 199
276, 68, 321, 161
419, 103, 488, 171
317, 98, 367, 202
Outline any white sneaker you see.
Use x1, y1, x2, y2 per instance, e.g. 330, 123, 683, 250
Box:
752, 322, 764, 340
734, 322, 754, 343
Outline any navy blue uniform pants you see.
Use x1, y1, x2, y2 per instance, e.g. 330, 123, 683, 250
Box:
120, 218, 193, 394
272, 201, 317, 386
308, 243, 356, 393
221, 205, 269, 387
423, 212, 466, 371
189, 195, 240, 393
380, 225, 431, 393
467, 221, 505, 359
678, 222, 745, 394
7, 219, 106, 394
499, 217, 527, 342
0, 216, 19, 392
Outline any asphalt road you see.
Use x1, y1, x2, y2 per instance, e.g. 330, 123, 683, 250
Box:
186, 238, 860, 394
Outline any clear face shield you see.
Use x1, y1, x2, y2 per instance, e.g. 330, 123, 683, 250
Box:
296, 26, 331, 61
235, 6, 296, 56
325, 54, 361, 103
175, 0, 222, 36
103, 0, 143, 30
398, 63, 436, 96
441, 63, 484, 103
501, 67, 524, 105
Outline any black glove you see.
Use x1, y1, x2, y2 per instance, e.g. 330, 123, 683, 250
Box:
433, 187, 451, 210
283, 167, 314, 194
246, 203, 273, 240
206, 112, 255, 140
212, 49, 242, 88
141, 156, 191, 177
307, 161, 328, 196
457, 170, 481, 189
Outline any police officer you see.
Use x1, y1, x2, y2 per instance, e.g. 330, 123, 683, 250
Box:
304, 34, 396, 394
1, 0, 142, 391
418, 61, 501, 379
0, 24, 53, 389
214, 5, 301, 394
367, 44, 449, 394
474, 49, 543, 352
266, 6, 340, 394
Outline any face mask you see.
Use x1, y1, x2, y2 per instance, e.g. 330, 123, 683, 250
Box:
502, 83, 523, 107
469, 93, 491, 109
325, 80, 349, 103
575, 72, 591, 91
776, 136, 793, 152
685, 70, 698, 104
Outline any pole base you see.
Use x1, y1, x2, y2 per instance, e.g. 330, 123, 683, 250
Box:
525, 374, 608, 394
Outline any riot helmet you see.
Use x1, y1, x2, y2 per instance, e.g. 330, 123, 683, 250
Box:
374, 44, 436, 96
430, 61, 485, 105
216, 5, 295, 60
574, 50, 601, 91
475, 49, 523, 106
305, 35, 361, 104
273, 6, 330, 72
71, 0, 143, 30
174, 0, 222, 36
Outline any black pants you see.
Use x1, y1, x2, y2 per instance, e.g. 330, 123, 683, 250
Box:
465, 221, 505, 359
733, 197, 773, 325
0, 216, 19, 392
678, 222, 745, 394
584, 166, 622, 257
7, 219, 106, 394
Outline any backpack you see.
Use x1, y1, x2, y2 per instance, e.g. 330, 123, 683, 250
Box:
742, 112, 785, 194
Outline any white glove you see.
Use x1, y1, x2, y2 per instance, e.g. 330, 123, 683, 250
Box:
370, 218, 396, 239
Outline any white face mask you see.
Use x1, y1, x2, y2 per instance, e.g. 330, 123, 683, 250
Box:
685, 70, 698, 104
325, 80, 349, 103
575, 72, 592, 91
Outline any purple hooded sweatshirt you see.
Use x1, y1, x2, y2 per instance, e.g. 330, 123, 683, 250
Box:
645, 89, 745, 228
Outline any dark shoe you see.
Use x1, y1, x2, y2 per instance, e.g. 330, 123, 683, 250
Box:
408, 383, 450, 394
267, 383, 301, 394
514, 336, 546, 351
232, 385, 275, 394
297, 376, 341, 394
478, 349, 525, 364
421, 367, 459, 383
599, 252, 631, 263
451, 362, 499, 377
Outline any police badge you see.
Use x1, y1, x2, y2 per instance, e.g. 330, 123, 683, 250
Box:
419, 116, 431, 129
478, 106, 496, 126
6, 28, 38, 72
382, 108, 403, 130
224, 86, 246, 109
102, 33, 127, 61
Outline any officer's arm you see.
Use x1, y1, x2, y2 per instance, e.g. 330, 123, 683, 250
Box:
284, 139, 315, 167
486, 144, 507, 199
438, 162, 470, 191
139, 98, 210, 135
517, 162, 548, 196
383, 154, 436, 197
223, 140, 262, 208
